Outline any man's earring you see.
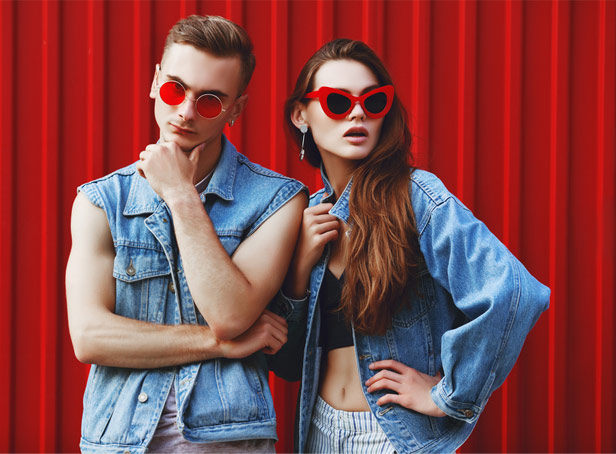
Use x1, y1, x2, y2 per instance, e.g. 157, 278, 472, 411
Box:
299, 124, 308, 161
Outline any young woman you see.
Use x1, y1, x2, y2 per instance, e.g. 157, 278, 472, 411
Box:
271, 39, 549, 453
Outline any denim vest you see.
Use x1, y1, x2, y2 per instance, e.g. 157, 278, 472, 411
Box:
77, 136, 306, 453
270, 168, 550, 453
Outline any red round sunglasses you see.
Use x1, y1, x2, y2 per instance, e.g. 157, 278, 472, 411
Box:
157, 79, 228, 119
304, 85, 394, 120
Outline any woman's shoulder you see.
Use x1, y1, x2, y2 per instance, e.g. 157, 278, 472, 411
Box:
409, 169, 455, 207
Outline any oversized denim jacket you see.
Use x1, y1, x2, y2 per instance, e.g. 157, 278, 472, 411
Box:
77, 136, 306, 453
269, 168, 550, 453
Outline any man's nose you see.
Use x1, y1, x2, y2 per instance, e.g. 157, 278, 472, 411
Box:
178, 97, 198, 120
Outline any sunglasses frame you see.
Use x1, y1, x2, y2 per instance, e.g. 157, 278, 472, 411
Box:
304, 85, 394, 120
157, 78, 228, 119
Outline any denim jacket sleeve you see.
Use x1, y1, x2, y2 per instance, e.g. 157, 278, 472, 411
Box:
412, 172, 550, 423
266, 290, 309, 382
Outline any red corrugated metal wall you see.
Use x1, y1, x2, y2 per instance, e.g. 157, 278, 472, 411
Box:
0, 0, 614, 452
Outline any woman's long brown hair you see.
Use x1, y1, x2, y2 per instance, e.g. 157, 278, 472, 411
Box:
284, 39, 423, 336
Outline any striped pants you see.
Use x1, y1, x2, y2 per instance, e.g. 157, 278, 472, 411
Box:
306, 396, 396, 453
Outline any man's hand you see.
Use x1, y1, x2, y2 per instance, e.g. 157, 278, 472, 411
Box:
365, 359, 446, 417
136, 141, 204, 203
219, 310, 288, 359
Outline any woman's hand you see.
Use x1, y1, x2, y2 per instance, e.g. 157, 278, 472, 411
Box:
283, 203, 339, 299
365, 359, 446, 417
218, 310, 288, 358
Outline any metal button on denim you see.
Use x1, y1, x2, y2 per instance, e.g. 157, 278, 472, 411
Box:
169, 282, 175, 293
138, 392, 148, 403
126, 260, 136, 276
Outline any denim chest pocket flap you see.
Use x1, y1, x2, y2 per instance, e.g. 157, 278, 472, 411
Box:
391, 267, 436, 327
113, 245, 171, 282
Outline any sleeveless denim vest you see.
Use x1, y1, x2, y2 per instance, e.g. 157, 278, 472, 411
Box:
77, 136, 306, 453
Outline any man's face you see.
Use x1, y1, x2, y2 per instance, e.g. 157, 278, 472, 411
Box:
150, 43, 245, 152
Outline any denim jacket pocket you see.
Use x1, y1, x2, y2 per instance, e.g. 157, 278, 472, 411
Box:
113, 244, 172, 322
391, 269, 436, 328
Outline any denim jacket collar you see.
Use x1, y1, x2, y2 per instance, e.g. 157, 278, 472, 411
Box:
320, 164, 352, 224
123, 135, 237, 216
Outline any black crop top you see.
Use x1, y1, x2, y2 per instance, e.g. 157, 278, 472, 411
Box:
319, 268, 354, 352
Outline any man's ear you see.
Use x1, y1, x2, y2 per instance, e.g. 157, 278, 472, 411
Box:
227, 93, 248, 125
149, 64, 160, 100
290, 103, 308, 130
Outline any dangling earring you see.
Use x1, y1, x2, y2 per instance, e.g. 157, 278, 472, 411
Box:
229, 119, 235, 127
299, 124, 308, 161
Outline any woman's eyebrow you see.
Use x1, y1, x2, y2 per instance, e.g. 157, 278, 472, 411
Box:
165, 73, 230, 98
331, 84, 380, 95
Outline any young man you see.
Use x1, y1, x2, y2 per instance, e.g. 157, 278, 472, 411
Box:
66, 16, 306, 452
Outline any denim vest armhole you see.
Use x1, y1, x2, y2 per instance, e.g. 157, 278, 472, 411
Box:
78, 182, 105, 210
246, 181, 307, 237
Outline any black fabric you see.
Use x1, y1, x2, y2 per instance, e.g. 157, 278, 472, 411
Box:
319, 268, 354, 352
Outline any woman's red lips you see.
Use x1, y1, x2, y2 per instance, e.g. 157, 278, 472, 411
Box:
344, 126, 369, 137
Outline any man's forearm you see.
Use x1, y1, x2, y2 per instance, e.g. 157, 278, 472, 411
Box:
166, 191, 258, 339
73, 310, 222, 369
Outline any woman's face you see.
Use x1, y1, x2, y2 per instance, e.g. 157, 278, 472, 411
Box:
299, 59, 385, 167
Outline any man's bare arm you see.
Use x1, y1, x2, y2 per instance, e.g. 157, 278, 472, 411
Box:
167, 189, 306, 340
66, 192, 288, 368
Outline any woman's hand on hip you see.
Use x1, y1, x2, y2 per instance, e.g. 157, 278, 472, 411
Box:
365, 359, 446, 417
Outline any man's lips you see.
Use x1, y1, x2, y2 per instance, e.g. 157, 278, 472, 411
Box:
170, 123, 196, 134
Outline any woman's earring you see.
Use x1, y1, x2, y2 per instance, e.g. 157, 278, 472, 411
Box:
229, 119, 235, 127
299, 124, 308, 161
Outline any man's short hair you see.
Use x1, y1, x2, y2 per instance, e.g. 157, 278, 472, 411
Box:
162, 15, 256, 94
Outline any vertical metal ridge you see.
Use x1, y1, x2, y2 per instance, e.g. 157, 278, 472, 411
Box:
600, 6, 616, 450
594, 2, 606, 451
269, 1, 278, 169
362, 0, 369, 44
87, 0, 95, 180
547, 1, 559, 451
225, 0, 245, 153
501, 2, 512, 449
411, 1, 430, 169
40, 2, 59, 451
0, 0, 15, 451
40, 1, 49, 449
133, 0, 141, 161
456, 0, 466, 200
455, 0, 476, 208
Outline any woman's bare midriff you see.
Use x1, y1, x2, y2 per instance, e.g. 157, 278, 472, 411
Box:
319, 346, 370, 411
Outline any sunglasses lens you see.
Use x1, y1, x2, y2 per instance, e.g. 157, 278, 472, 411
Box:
326, 93, 352, 115
159, 81, 185, 105
197, 94, 223, 118
364, 92, 388, 114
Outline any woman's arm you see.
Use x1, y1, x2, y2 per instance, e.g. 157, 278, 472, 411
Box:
419, 192, 550, 422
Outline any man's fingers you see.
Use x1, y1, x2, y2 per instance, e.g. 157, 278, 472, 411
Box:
136, 162, 146, 179
189, 142, 206, 163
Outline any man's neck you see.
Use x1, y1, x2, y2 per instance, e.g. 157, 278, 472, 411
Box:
192, 135, 223, 184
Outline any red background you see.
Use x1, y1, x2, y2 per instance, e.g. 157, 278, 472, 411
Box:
1, 0, 614, 452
